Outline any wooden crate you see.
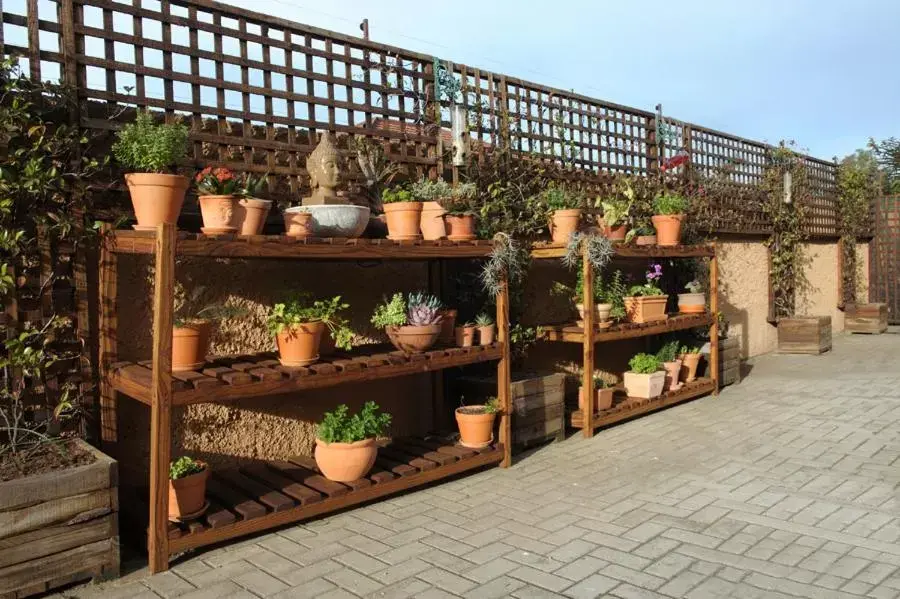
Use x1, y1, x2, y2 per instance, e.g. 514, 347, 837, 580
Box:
700, 335, 740, 386
777, 316, 832, 354
845, 303, 888, 334
457, 372, 566, 451
0, 440, 119, 598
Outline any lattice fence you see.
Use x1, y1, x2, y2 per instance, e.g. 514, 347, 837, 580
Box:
871, 195, 900, 323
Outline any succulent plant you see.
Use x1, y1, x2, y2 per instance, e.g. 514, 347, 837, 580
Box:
406, 291, 443, 326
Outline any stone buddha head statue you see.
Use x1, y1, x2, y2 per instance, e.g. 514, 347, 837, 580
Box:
304, 132, 346, 205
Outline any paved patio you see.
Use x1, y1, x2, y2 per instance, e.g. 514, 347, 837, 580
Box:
64, 330, 900, 599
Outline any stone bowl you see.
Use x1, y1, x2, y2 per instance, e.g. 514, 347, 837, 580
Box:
296, 205, 370, 238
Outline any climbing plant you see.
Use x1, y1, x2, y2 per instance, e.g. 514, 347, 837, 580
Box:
837, 150, 879, 305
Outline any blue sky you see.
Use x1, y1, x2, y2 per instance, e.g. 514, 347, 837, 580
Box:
215, 0, 899, 161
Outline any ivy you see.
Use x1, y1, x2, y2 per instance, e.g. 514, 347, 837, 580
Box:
837, 151, 879, 305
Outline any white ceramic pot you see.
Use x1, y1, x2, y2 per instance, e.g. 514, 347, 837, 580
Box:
299, 204, 370, 238
678, 292, 706, 313
623, 371, 666, 399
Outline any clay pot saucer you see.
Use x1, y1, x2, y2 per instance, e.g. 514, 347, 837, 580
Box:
459, 433, 493, 449
169, 500, 209, 523
279, 354, 319, 367
133, 224, 159, 231
200, 226, 237, 235
447, 234, 477, 241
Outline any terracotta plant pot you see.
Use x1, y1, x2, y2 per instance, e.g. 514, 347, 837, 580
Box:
172, 321, 212, 372
623, 296, 668, 323
199, 195, 237, 234
455, 406, 496, 449
384, 202, 423, 240
550, 208, 582, 244
678, 292, 706, 313
386, 324, 441, 354
623, 371, 666, 399
276, 321, 325, 366
636, 235, 657, 246
234, 197, 272, 235
662, 359, 683, 391
578, 386, 615, 412
600, 222, 628, 242
651, 214, 684, 246
168, 465, 208, 520
438, 309, 457, 344
478, 324, 496, 345
283, 208, 313, 238
680, 353, 701, 382
125, 173, 188, 230
314, 438, 377, 482
455, 325, 476, 347
445, 214, 477, 241
420, 201, 447, 240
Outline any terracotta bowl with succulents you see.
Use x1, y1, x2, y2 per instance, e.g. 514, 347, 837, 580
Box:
372, 291, 443, 354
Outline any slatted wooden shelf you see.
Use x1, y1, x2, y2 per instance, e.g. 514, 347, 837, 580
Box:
106, 230, 495, 260
570, 378, 716, 429
540, 313, 715, 344
110, 343, 503, 405
164, 437, 503, 554
530, 242, 716, 259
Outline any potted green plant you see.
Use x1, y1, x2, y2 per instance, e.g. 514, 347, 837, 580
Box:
371, 291, 443, 353
651, 193, 688, 246
169, 456, 209, 520
678, 280, 706, 313
634, 222, 657, 246
679, 344, 702, 382
623, 353, 665, 399
574, 267, 615, 327
315, 402, 391, 482
233, 172, 271, 235
596, 179, 636, 242
112, 110, 189, 230
172, 285, 244, 371
195, 166, 238, 234
541, 186, 583, 244
656, 340, 683, 391
455, 397, 499, 448
382, 185, 422, 240
411, 178, 452, 240
475, 312, 495, 345
455, 321, 476, 347
578, 370, 618, 412
267, 296, 354, 367
440, 182, 479, 241
624, 263, 668, 323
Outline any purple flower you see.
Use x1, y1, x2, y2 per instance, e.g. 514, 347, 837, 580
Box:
646, 263, 663, 282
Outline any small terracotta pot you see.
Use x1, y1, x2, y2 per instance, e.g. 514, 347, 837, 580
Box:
623, 371, 666, 399
455, 406, 496, 449
283, 209, 313, 237
624, 296, 668, 323
651, 214, 684, 246
438, 309, 457, 344
125, 173, 188, 230
315, 438, 377, 482
445, 214, 477, 241
680, 353, 701, 382
384, 201, 423, 240
662, 359, 683, 391
199, 195, 237, 233
455, 325, 476, 347
276, 321, 325, 366
234, 197, 272, 235
172, 321, 212, 372
600, 222, 629, 242
678, 292, 706, 313
420, 201, 447, 240
578, 386, 615, 412
168, 464, 208, 520
550, 208, 582, 244
478, 324, 496, 345
636, 235, 657, 246
386, 324, 441, 353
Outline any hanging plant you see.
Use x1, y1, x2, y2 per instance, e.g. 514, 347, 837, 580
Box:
480, 232, 528, 299
561, 232, 614, 272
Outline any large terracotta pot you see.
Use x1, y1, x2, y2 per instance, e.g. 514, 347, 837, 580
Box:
662, 359, 683, 391
125, 173, 188, 230
199, 195, 237, 233
420, 201, 447, 240
438, 309, 457, 344
600, 222, 628, 242
455, 325, 475, 347
478, 324, 496, 345
315, 438, 377, 482
624, 296, 668, 323
172, 321, 212, 372
578, 386, 614, 412
651, 214, 684, 246
680, 353, 701, 382
455, 407, 496, 449
234, 197, 272, 235
168, 465, 208, 520
283, 208, 313, 237
276, 321, 325, 366
384, 202, 423, 240
678, 292, 706, 313
386, 324, 441, 353
623, 371, 666, 399
550, 208, 582, 244
445, 215, 477, 241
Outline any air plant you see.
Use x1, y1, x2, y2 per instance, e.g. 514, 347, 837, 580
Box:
481, 232, 528, 299
562, 232, 614, 271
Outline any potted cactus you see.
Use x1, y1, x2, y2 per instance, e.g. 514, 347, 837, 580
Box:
455, 397, 499, 448
371, 291, 443, 353
678, 280, 706, 313
169, 456, 208, 520
679, 344, 702, 382
623, 353, 665, 399
578, 370, 618, 412
315, 402, 391, 482
651, 193, 688, 246
382, 186, 422, 240
656, 340, 683, 392
624, 264, 668, 323
475, 313, 495, 345
439, 182, 479, 240
455, 321, 476, 347
267, 295, 354, 366
411, 178, 452, 240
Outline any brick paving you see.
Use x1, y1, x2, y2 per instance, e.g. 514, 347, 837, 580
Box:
62, 330, 900, 598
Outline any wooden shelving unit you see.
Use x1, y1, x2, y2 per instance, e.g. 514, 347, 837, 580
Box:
531, 241, 719, 436
99, 225, 511, 573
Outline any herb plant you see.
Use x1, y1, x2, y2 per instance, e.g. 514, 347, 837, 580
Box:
628, 353, 661, 374
540, 186, 582, 211
653, 194, 688, 215
317, 401, 392, 443
483, 397, 500, 414
655, 341, 681, 363
440, 182, 479, 216
170, 456, 205, 480
679, 344, 701, 355
381, 186, 414, 204
410, 178, 453, 202
112, 109, 189, 173
267, 296, 354, 350
371, 293, 407, 328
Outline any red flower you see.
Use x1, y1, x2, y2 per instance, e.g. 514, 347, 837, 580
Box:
195, 166, 212, 182
214, 167, 233, 182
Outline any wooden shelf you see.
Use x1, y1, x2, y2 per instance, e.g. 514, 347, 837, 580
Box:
540, 313, 714, 343
106, 230, 495, 260
164, 436, 503, 555
530, 242, 715, 259
110, 343, 503, 406
570, 378, 716, 429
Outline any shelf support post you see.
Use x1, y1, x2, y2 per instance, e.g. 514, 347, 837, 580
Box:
98, 223, 118, 455
582, 239, 595, 437
709, 243, 720, 395
149, 223, 175, 573
496, 270, 512, 467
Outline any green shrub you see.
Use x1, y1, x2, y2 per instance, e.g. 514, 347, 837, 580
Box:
317, 401, 392, 443
653, 194, 688, 215
267, 295, 354, 350
370, 292, 407, 328
540, 186, 582, 211
112, 110, 189, 173
381, 186, 414, 204
410, 178, 453, 202
655, 340, 681, 363
483, 397, 500, 414
628, 353, 661, 374
169, 456, 205, 480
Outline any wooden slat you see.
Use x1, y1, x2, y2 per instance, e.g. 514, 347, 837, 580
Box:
205, 478, 266, 520
378, 447, 437, 471
288, 456, 372, 491
242, 465, 324, 505
570, 378, 716, 429
271, 460, 349, 498
204, 500, 237, 528
541, 313, 714, 344
216, 469, 294, 512
375, 456, 417, 477
391, 440, 457, 466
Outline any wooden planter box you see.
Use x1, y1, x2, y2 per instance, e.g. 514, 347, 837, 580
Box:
778, 316, 832, 354
0, 440, 119, 598
845, 303, 888, 334
699, 335, 740, 387
458, 372, 565, 451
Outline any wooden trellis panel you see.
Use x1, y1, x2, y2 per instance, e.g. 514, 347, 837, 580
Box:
871, 195, 900, 323
801, 156, 840, 238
